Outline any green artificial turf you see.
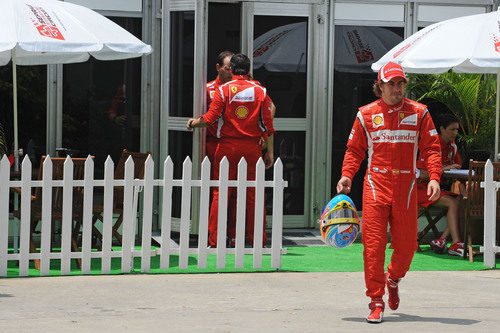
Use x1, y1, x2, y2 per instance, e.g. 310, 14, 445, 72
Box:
5, 243, 498, 277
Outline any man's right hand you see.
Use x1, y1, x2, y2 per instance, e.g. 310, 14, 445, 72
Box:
186, 118, 196, 130
336, 176, 352, 194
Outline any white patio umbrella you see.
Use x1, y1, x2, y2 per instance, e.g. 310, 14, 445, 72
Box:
253, 23, 402, 73
253, 22, 307, 73
334, 26, 403, 73
372, 9, 500, 160
0, 0, 152, 170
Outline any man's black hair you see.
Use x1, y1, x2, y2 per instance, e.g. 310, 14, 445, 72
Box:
437, 113, 459, 130
229, 53, 250, 75
216, 51, 234, 66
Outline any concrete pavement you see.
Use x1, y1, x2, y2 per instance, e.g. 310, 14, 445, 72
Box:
1, 270, 499, 332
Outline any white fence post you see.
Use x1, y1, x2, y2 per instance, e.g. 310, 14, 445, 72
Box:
179, 157, 192, 269
39, 156, 54, 276
141, 156, 154, 273
19, 156, 32, 276
160, 157, 173, 269
61, 157, 74, 275
121, 156, 135, 273
197, 157, 211, 269
271, 158, 284, 269
235, 158, 248, 268
0, 156, 10, 276
482, 160, 498, 267
81, 156, 94, 274
101, 156, 114, 274
216, 157, 229, 269
253, 158, 265, 269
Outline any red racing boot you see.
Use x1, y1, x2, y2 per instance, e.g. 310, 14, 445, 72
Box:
386, 273, 400, 310
366, 300, 384, 323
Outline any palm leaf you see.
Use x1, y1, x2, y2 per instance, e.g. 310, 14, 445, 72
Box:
406, 72, 496, 151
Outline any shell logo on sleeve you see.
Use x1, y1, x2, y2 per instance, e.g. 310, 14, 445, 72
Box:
372, 114, 384, 128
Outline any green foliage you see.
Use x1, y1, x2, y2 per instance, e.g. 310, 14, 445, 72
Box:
406, 72, 496, 152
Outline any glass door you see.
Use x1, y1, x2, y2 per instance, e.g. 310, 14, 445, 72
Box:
161, 0, 203, 232
243, 2, 313, 228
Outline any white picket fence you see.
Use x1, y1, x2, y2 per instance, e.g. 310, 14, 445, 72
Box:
0, 155, 287, 276
481, 159, 500, 267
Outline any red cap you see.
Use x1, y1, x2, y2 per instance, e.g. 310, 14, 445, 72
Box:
378, 62, 407, 82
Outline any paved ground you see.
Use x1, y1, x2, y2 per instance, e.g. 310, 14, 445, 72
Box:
1, 270, 499, 332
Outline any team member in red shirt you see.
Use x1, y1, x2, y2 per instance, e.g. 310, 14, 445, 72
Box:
206, 52, 276, 246
416, 113, 464, 256
107, 83, 127, 126
206, 51, 234, 163
205, 51, 235, 246
188, 53, 275, 247
337, 62, 442, 323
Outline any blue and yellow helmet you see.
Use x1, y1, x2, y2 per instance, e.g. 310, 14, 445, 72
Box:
320, 194, 361, 248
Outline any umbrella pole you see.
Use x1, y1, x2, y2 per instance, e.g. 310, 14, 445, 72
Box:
12, 51, 19, 172
496, 70, 500, 161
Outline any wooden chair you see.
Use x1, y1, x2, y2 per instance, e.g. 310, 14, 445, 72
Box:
12, 156, 90, 270
416, 205, 447, 251
91, 149, 151, 245
463, 159, 500, 261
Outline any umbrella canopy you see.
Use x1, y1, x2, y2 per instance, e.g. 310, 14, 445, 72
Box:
0, 0, 151, 170
0, 0, 151, 65
372, 10, 500, 73
372, 9, 500, 159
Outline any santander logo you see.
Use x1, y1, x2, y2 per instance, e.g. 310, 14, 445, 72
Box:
371, 130, 417, 143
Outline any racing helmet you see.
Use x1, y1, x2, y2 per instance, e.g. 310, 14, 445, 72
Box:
320, 194, 361, 248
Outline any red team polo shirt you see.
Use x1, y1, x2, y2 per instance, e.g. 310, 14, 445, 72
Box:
206, 77, 223, 139
439, 136, 461, 166
202, 75, 275, 139
416, 135, 461, 207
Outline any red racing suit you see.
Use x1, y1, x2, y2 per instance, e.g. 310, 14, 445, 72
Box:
341, 97, 442, 300
202, 75, 275, 246
416, 136, 461, 207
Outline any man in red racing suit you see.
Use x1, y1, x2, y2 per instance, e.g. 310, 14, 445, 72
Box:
188, 53, 275, 248
337, 62, 442, 323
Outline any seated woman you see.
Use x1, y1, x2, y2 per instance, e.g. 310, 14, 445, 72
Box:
417, 114, 465, 256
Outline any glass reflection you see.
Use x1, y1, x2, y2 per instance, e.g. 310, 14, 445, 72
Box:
265, 131, 305, 215
0, 65, 46, 164
63, 17, 142, 177
332, 26, 403, 209
170, 11, 194, 117
253, 17, 307, 118
254, 16, 308, 217
169, 130, 193, 218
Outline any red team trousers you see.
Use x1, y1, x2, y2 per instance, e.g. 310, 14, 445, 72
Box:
208, 137, 267, 246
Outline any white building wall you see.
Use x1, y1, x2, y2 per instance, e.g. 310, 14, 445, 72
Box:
65, 0, 142, 12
